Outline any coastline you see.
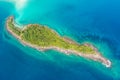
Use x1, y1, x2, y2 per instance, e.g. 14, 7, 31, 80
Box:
6, 16, 112, 68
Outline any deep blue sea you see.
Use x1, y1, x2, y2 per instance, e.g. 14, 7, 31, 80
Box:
0, 0, 120, 80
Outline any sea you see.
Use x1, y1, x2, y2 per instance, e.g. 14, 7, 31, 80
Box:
0, 0, 120, 80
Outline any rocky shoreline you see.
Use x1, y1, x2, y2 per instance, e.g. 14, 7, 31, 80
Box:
6, 16, 112, 68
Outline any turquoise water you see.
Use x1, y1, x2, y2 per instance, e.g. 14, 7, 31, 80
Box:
0, 0, 120, 80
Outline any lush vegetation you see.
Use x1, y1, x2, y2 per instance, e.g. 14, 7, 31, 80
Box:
7, 17, 96, 54
7, 18, 21, 36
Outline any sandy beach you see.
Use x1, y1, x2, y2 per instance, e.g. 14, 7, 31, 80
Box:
6, 16, 112, 68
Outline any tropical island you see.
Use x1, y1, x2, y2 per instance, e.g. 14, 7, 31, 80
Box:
6, 16, 111, 67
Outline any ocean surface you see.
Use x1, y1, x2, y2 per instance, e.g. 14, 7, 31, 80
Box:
0, 0, 120, 80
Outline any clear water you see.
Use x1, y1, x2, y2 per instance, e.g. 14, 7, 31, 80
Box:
0, 0, 120, 80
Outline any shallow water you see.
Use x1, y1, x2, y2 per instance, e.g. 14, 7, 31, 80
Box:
0, 0, 120, 80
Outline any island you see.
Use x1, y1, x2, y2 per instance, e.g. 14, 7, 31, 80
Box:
6, 16, 112, 67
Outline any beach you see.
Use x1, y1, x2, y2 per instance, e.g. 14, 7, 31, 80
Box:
6, 16, 111, 68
